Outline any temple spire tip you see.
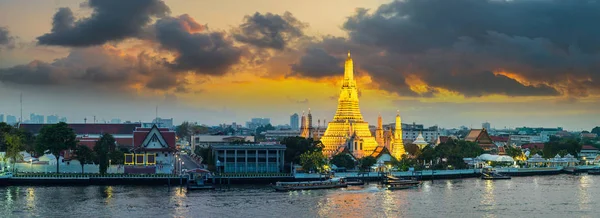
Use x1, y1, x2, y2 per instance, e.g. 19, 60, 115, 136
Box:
347, 50, 351, 58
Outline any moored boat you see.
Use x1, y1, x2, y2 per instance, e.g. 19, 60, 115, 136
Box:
387, 182, 420, 190
186, 168, 215, 190
346, 179, 364, 186
272, 177, 347, 191
588, 167, 600, 175
481, 168, 511, 180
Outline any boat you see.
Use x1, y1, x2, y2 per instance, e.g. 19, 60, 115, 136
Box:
345, 179, 364, 186
387, 182, 420, 190
186, 168, 215, 190
588, 167, 600, 175
481, 168, 511, 180
383, 175, 420, 185
272, 177, 347, 191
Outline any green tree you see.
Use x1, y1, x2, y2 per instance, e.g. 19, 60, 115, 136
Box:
391, 154, 417, 171
74, 145, 95, 174
299, 150, 326, 173
591, 126, 600, 135
4, 133, 24, 172
330, 153, 355, 169
281, 137, 323, 165
35, 122, 77, 173
404, 144, 420, 155
0, 122, 17, 152
505, 146, 524, 160
93, 133, 115, 174
417, 139, 484, 169
175, 121, 194, 141
109, 148, 125, 165
358, 156, 377, 172
543, 136, 582, 158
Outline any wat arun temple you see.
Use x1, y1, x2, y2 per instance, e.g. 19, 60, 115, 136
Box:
313, 52, 406, 160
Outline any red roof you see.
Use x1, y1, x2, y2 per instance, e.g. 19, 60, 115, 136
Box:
582, 145, 599, 150
133, 126, 176, 150
21, 123, 141, 135
521, 143, 545, 150
490, 136, 509, 142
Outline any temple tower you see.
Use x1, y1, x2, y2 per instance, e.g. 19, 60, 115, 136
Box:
375, 114, 384, 146
321, 51, 379, 157
391, 111, 406, 159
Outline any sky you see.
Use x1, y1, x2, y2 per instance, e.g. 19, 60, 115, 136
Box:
0, 0, 598, 131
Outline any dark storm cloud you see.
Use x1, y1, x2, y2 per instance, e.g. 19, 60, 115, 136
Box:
292, 0, 600, 97
154, 15, 243, 75
234, 12, 306, 50
37, 0, 170, 46
0, 27, 15, 50
290, 47, 343, 78
0, 27, 11, 45
0, 46, 179, 92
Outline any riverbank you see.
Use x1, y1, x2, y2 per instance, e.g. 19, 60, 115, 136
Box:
2, 166, 598, 186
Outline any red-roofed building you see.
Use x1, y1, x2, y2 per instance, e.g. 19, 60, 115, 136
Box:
129, 125, 177, 173
465, 129, 496, 151
521, 143, 545, 150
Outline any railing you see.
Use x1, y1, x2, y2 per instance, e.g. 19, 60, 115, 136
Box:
213, 173, 293, 178
13, 173, 180, 179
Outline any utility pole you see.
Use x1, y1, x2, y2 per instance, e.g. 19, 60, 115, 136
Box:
20, 93, 23, 124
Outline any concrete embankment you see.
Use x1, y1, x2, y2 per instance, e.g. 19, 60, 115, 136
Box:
2, 175, 187, 186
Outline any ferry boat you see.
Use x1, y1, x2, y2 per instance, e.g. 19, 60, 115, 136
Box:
481, 168, 511, 180
588, 167, 600, 175
186, 168, 215, 190
272, 177, 347, 191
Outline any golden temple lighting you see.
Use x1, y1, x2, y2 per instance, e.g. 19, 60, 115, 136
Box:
320, 51, 405, 159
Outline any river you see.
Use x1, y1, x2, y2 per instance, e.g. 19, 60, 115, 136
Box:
0, 174, 598, 217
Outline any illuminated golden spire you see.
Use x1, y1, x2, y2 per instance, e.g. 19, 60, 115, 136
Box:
321, 51, 378, 158
344, 50, 354, 82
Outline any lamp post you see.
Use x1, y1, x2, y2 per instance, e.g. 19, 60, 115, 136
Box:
30, 159, 32, 172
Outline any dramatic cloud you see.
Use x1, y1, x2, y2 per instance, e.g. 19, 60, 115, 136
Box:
234, 12, 306, 50
154, 15, 243, 75
290, 47, 343, 78
288, 0, 600, 98
0, 46, 181, 92
0, 27, 15, 49
37, 0, 170, 46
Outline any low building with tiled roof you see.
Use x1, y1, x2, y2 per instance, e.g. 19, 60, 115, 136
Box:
464, 129, 496, 151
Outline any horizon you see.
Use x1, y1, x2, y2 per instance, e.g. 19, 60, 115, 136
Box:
1, 0, 598, 131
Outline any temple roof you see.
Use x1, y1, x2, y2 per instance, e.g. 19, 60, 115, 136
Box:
413, 133, 428, 145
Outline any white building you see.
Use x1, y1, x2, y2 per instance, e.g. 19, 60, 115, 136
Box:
509, 135, 543, 146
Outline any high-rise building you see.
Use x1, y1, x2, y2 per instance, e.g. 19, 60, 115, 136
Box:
152, 117, 174, 129
482, 122, 491, 130
0, 114, 4, 123
111, 118, 122, 124
290, 113, 299, 130
246, 118, 271, 130
47, 115, 59, 124
29, 113, 44, 124
6, 115, 17, 124
59, 117, 67, 123
320, 52, 380, 158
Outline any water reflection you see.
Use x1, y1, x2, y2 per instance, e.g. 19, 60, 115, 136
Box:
99, 186, 113, 204
578, 175, 591, 211
481, 180, 495, 211
26, 187, 35, 212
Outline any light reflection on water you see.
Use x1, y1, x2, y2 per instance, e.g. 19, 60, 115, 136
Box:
0, 175, 599, 217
